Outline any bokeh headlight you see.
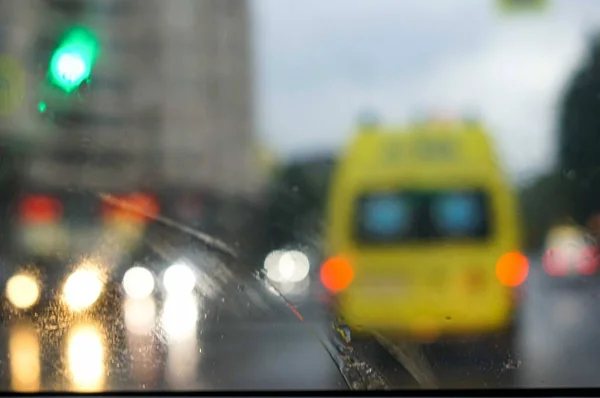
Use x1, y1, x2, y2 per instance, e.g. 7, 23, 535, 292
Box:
6, 274, 40, 309
162, 262, 196, 295
264, 249, 310, 283
122, 266, 155, 299
62, 269, 104, 311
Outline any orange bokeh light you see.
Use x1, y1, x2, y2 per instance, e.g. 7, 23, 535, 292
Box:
102, 193, 160, 223
495, 251, 529, 287
320, 256, 354, 292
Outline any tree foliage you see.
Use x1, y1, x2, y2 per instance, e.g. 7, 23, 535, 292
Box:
519, 171, 570, 250
263, 154, 336, 252
558, 33, 600, 226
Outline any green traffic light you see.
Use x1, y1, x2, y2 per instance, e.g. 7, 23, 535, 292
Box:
48, 26, 99, 93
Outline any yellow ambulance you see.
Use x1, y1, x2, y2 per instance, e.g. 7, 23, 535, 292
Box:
322, 116, 526, 357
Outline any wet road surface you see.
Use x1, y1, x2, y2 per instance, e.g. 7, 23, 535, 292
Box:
0, 218, 597, 391
0, 224, 350, 391
281, 254, 600, 389
519, 264, 600, 387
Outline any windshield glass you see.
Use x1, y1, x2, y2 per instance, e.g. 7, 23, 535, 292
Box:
0, 0, 599, 392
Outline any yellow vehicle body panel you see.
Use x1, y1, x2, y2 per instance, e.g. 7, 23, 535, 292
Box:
325, 121, 523, 340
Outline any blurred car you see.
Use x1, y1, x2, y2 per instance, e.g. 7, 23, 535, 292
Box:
542, 225, 600, 284
1, 190, 159, 319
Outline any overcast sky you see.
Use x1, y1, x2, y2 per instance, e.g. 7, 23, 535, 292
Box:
252, 0, 600, 182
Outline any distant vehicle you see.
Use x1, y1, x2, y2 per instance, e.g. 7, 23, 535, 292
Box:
542, 225, 599, 282
259, 154, 336, 284
1, 141, 160, 318
323, 116, 525, 365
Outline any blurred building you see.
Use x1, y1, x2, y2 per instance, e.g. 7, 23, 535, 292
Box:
0, 0, 263, 200
159, 0, 258, 199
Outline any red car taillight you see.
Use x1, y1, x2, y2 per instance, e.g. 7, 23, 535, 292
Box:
542, 246, 599, 276
578, 246, 599, 275
18, 195, 62, 223
542, 248, 568, 276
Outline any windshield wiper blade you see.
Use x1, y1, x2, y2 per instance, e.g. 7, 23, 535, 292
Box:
96, 192, 237, 259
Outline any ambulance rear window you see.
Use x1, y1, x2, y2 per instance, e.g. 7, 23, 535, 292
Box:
354, 189, 491, 244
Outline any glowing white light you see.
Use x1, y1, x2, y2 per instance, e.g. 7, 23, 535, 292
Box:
9, 324, 40, 392
163, 294, 200, 388
264, 250, 285, 283
57, 53, 86, 83
279, 253, 296, 280
163, 262, 196, 295
6, 274, 40, 309
63, 269, 104, 311
279, 250, 310, 283
122, 267, 155, 299
161, 294, 198, 340
124, 297, 156, 335
67, 324, 105, 391
265, 249, 311, 284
